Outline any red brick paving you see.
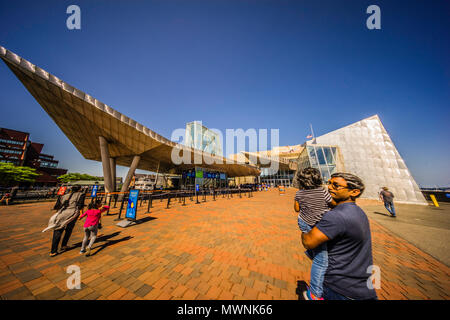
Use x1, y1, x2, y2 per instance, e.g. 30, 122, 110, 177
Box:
0, 188, 448, 300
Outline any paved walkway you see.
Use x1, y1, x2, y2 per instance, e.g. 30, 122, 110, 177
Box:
0, 189, 448, 300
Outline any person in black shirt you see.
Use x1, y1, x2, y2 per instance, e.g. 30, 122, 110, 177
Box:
301, 173, 378, 300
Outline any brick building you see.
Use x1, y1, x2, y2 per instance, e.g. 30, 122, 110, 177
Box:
0, 127, 67, 186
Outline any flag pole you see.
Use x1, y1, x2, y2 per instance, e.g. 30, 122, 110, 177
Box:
310, 124, 315, 139
310, 123, 316, 144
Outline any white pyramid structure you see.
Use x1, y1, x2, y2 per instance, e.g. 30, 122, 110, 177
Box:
309, 115, 427, 205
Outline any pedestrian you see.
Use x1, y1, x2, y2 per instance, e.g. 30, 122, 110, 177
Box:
78, 199, 109, 256
293, 167, 334, 300
0, 190, 11, 205
42, 185, 86, 257
301, 173, 378, 300
379, 187, 396, 217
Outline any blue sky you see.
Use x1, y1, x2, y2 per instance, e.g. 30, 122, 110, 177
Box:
0, 0, 449, 186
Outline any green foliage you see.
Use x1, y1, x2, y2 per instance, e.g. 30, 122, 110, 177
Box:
0, 163, 39, 186
57, 172, 103, 183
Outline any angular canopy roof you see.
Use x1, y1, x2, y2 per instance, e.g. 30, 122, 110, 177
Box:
0, 45, 260, 177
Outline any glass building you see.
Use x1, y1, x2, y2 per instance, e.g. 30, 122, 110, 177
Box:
185, 121, 223, 157
308, 115, 426, 204
297, 145, 343, 183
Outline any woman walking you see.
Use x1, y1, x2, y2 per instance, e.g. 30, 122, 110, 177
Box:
43, 185, 86, 257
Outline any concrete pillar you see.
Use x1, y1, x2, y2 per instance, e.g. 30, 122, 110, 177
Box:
99, 136, 113, 193
120, 155, 141, 194
110, 157, 116, 192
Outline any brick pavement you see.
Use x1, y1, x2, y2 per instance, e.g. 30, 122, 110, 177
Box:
0, 188, 448, 300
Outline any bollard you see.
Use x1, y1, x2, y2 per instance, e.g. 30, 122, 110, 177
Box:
430, 194, 439, 207
202, 190, 206, 202
182, 192, 186, 206
213, 189, 216, 201
239, 189, 242, 198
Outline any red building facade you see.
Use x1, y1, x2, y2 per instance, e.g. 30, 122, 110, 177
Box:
0, 128, 67, 186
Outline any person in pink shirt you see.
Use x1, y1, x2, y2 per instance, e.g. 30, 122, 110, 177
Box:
78, 199, 109, 256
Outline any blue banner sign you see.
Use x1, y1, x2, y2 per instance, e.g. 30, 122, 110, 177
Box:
91, 185, 98, 198
126, 189, 139, 220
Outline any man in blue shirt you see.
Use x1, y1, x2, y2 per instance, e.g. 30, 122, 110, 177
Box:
301, 173, 378, 300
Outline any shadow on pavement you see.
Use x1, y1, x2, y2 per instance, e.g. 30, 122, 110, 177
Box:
135, 216, 157, 224
64, 231, 122, 252
89, 236, 133, 256
295, 280, 308, 300
373, 211, 394, 217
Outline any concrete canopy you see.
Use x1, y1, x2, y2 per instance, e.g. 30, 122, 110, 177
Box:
0, 46, 260, 178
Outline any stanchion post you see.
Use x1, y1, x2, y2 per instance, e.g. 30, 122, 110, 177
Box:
166, 193, 171, 209
115, 194, 126, 221
106, 193, 112, 215
147, 194, 152, 213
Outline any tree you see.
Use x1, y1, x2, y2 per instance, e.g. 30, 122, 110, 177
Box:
0, 163, 39, 186
57, 172, 103, 183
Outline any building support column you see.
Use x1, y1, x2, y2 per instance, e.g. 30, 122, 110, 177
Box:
110, 157, 116, 192
99, 136, 113, 194
120, 155, 141, 195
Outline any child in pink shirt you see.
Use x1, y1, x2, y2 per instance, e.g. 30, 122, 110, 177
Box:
78, 199, 109, 256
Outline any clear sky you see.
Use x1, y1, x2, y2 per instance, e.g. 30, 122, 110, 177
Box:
0, 0, 449, 186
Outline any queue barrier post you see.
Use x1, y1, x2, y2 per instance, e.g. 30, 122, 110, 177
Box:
115, 193, 126, 221
147, 194, 152, 213
106, 193, 113, 215
166, 193, 171, 209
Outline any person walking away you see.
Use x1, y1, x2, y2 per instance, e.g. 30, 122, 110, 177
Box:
293, 167, 334, 300
78, 199, 109, 256
379, 187, 396, 217
301, 173, 378, 300
42, 185, 86, 257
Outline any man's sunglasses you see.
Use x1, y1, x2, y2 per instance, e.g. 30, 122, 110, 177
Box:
327, 180, 350, 190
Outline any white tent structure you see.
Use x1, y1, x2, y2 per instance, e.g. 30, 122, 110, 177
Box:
308, 115, 427, 205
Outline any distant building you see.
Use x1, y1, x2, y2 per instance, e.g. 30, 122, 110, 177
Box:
0, 127, 68, 186
134, 173, 167, 190
185, 121, 223, 157
230, 115, 427, 205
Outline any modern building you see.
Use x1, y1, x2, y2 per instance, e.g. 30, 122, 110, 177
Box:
299, 115, 427, 205
0, 127, 29, 166
0, 127, 68, 186
0, 46, 426, 203
232, 115, 427, 204
185, 121, 223, 157
0, 46, 260, 194
134, 173, 167, 190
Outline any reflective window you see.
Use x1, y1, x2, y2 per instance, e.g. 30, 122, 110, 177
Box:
316, 147, 327, 165
307, 146, 318, 166
323, 147, 335, 165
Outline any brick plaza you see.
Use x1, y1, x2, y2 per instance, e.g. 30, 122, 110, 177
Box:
0, 188, 449, 300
